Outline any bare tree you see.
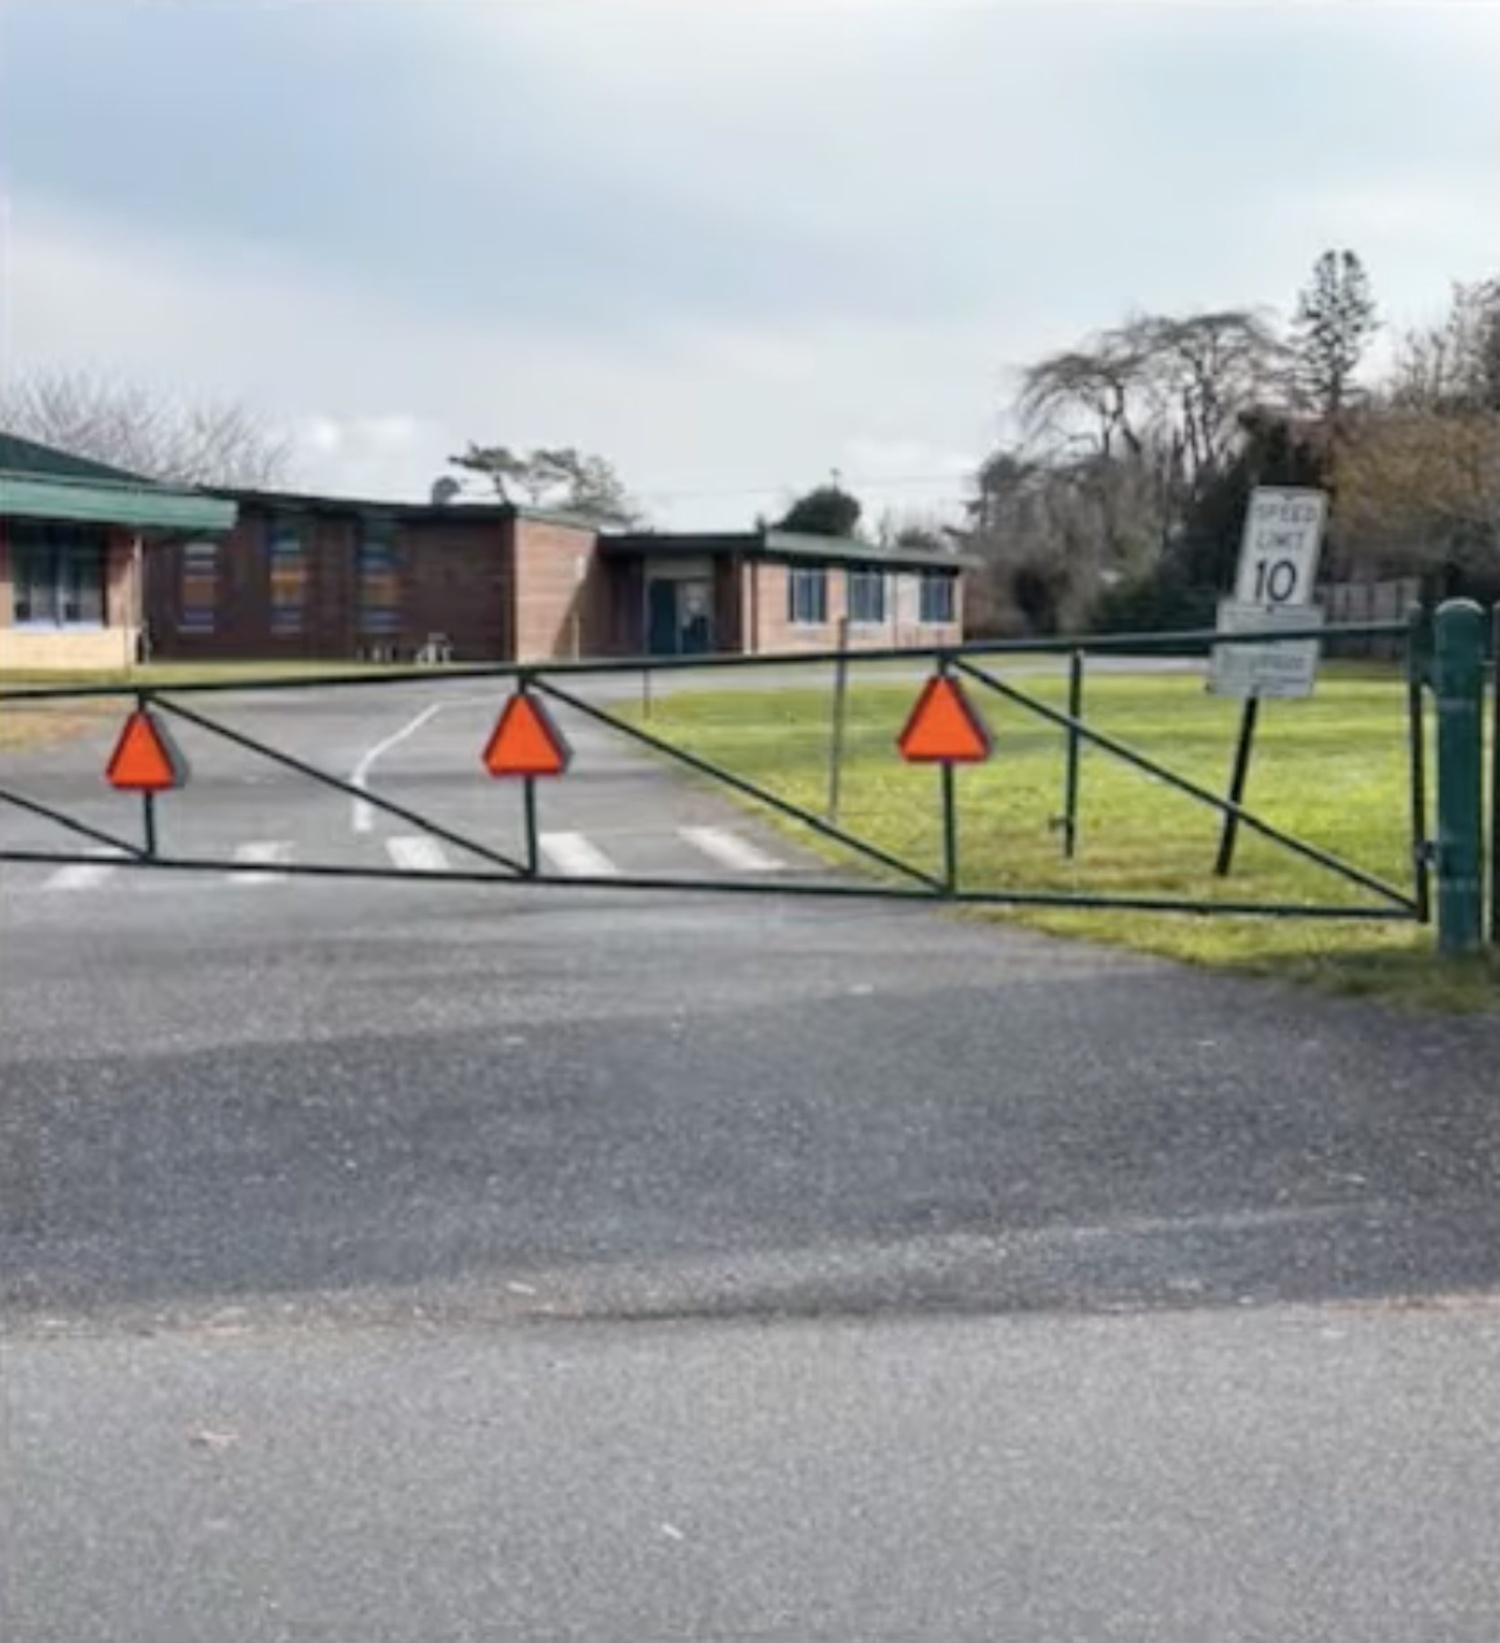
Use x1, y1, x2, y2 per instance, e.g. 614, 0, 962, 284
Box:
0, 367, 293, 488
1129, 310, 1292, 483
1333, 278, 1500, 586
1013, 309, 1289, 561
1391, 279, 1500, 414
1018, 329, 1148, 463
1336, 405, 1500, 575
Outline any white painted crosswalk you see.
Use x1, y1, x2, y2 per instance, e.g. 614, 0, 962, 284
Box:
230, 841, 293, 883
678, 825, 783, 874
384, 835, 450, 874
42, 853, 122, 892
0, 825, 790, 896
539, 831, 622, 879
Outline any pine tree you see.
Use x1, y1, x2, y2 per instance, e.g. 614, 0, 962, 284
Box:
1293, 250, 1379, 426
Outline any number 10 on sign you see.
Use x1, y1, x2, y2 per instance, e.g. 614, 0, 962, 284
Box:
1233, 487, 1328, 608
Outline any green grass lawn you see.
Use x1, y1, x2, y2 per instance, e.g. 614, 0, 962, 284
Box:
627, 667, 1497, 1009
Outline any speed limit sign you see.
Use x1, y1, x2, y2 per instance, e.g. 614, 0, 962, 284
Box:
1233, 487, 1328, 607
1213, 486, 1329, 701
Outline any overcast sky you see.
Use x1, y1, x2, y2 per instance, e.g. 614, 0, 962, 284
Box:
1, 0, 1497, 526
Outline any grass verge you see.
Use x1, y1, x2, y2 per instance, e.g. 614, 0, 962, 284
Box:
624, 668, 1494, 1011
0, 702, 111, 753
0, 662, 426, 752
0, 660, 421, 694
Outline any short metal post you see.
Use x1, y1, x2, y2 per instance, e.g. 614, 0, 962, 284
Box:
939, 653, 958, 893
137, 690, 158, 859
1433, 599, 1486, 955
1061, 647, 1083, 858
642, 665, 652, 723
1214, 696, 1261, 878
522, 777, 539, 878
940, 763, 957, 894
827, 616, 851, 823
519, 673, 541, 877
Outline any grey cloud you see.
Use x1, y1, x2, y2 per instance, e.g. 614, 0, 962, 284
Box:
3, 2, 1494, 345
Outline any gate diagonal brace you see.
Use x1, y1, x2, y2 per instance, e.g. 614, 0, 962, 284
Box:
154, 695, 529, 879
531, 677, 947, 893
952, 658, 1417, 914
0, 785, 148, 861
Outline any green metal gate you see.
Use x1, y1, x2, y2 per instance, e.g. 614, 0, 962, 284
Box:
0, 605, 1485, 950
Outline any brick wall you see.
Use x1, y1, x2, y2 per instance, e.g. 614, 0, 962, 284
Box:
749, 561, 844, 654
147, 506, 514, 661
712, 557, 743, 652
146, 514, 278, 659
744, 562, 963, 655
398, 520, 513, 661
890, 568, 964, 649
105, 531, 138, 630
512, 517, 605, 661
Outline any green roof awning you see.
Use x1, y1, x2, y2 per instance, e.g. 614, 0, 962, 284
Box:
0, 471, 238, 534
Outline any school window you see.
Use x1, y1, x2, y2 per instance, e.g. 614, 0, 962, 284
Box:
786, 567, 828, 625
11, 523, 108, 627
847, 569, 887, 625
268, 522, 308, 637
180, 541, 218, 634
919, 571, 955, 624
357, 517, 401, 635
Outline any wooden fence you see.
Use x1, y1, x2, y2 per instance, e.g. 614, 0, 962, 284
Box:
1320, 578, 1422, 659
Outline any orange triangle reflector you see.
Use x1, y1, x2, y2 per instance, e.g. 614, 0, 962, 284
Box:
897, 674, 992, 764
105, 709, 190, 792
482, 693, 571, 778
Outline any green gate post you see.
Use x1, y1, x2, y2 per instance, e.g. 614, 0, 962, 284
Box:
1433, 599, 1486, 956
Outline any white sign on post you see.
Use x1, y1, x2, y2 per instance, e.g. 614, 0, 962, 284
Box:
1210, 486, 1329, 700
1211, 599, 1326, 699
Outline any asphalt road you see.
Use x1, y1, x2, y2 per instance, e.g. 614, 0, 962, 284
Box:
4, 674, 1500, 1640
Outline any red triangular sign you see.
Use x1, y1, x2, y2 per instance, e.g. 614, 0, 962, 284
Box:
897, 675, 991, 764
105, 709, 190, 792
482, 693, 571, 778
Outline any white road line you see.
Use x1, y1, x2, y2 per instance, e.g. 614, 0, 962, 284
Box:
386, 835, 450, 874
539, 831, 620, 879
43, 853, 122, 892
679, 826, 783, 874
350, 704, 445, 834
230, 841, 292, 884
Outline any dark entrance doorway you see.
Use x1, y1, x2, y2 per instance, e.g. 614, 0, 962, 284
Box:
647, 578, 714, 656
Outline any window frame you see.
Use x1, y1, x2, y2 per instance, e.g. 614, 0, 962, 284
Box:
10, 524, 110, 630
847, 568, 888, 626
786, 566, 829, 627
918, 570, 956, 625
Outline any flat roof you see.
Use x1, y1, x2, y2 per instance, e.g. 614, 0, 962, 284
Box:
603, 528, 972, 572
213, 485, 603, 533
